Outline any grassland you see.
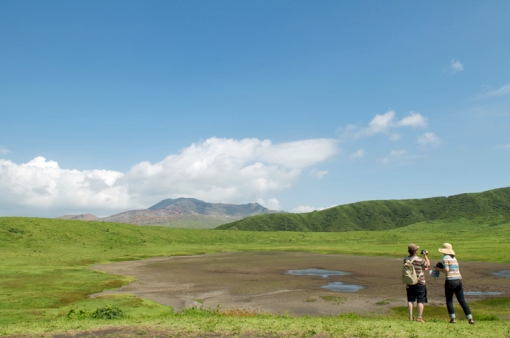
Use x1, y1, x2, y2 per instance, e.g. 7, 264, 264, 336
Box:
1, 216, 510, 337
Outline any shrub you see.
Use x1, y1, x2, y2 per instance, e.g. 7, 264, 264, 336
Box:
67, 304, 124, 320
8, 227, 24, 234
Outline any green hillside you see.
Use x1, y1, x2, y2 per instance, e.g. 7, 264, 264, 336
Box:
216, 187, 510, 231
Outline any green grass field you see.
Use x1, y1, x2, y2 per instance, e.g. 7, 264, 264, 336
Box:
1, 217, 509, 337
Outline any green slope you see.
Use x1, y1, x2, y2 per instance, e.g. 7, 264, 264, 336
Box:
216, 187, 510, 231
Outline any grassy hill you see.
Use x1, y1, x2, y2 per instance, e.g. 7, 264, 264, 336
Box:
216, 187, 510, 231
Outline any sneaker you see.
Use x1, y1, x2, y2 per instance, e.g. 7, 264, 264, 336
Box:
449, 318, 456, 324
468, 319, 475, 325
416, 317, 425, 322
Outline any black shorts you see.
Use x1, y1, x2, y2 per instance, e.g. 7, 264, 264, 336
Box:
406, 283, 428, 303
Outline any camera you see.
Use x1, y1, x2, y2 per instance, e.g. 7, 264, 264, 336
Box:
421, 249, 428, 255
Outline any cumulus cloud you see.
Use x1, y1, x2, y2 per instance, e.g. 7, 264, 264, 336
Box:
478, 84, 510, 99
397, 112, 428, 127
0, 137, 338, 216
291, 204, 337, 213
256, 198, 281, 211
350, 149, 365, 159
449, 59, 464, 74
0, 157, 127, 216
339, 111, 428, 140
367, 111, 396, 134
417, 132, 441, 146
309, 169, 329, 179
0, 146, 10, 154
120, 137, 338, 206
291, 205, 316, 213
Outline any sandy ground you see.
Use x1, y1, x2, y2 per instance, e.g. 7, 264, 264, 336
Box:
89, 252, 510, 316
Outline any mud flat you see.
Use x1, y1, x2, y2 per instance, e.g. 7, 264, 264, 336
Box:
90, 252, 510, 316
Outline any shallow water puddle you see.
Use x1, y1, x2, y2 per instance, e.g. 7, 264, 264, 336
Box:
492, 270, 510, 277
321, 282, 363, 292
285, 268, 362, 292
464, 291, 502, 296
285, 268, 350, 278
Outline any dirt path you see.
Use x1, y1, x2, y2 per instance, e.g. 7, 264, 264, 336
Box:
90, 252, 510, 316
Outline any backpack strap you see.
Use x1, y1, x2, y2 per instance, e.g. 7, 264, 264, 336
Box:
406, 256, 418, 264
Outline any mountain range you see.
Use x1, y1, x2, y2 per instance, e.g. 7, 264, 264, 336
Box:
57, 214, 99, 221
58, 198, 282, 229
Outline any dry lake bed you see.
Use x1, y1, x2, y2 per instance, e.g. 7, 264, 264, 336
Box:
91, 252, 510, 316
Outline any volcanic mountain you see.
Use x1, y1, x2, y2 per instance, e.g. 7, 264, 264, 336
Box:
99, 198, 282, 229
57, 214, 99, 221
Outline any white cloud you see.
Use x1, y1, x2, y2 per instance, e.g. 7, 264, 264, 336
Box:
0, 146, 11, 154
257, 139, 339, 168
449, 59, 464, 73
340, 111, 428, 140
350, 149, 365, 159
256, 198, 281, 211
291, 205, 316, 213
367, 111, 396, 135
417, 132, 441, 146
497, 143, 510, 149
0, 137, 338, 216
291, 204, 337, 213
120, 137, 338, 206
310, 169, 329, 179
478, 84, 510, 99
0, 157, 127, 216
397, 112, 428, 127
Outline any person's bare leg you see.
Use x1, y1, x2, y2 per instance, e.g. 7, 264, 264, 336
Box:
407, 302, 414, 320
416, 303, 425, 322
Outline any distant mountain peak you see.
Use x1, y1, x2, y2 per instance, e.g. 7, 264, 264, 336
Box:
57, 214, 99, 221
100, 198, 282, 228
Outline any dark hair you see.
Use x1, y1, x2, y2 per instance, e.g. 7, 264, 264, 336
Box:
408, 248, 417, 255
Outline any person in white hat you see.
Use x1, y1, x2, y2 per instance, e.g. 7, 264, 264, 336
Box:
434, 243, 474, 324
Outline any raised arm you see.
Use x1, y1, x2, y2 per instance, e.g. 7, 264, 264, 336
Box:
423, 250, 430, 271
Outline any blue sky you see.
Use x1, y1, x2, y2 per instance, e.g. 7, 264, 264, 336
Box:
1, 1, 509, 217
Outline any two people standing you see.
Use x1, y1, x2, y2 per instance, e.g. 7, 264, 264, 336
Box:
404, 242, 474, 324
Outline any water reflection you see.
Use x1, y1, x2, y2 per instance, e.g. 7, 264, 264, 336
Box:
322, 282, 363, 292
464, 291, 502, 296
492, 270, 510, 277
285, 268, 350, 278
